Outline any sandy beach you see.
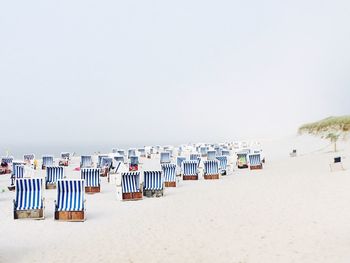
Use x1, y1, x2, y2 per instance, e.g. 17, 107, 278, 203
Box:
0, 135, 349, 263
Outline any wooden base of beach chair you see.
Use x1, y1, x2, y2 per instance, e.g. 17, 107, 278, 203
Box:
122, 192, 143, 201
42, 165, 46, 170
250, 165, 263, 170
8, 185, 15, 191
54, 211, 85, 221
85, 186, 100, 193
144, 189, 164, 198
165, 181, 176, 187
14, 209, 44, 220
46, 184, 56, 190
183, 175, 198, 180
204, 174, 219, 180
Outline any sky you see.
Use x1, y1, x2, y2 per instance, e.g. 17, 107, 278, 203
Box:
0, 0, 349, 150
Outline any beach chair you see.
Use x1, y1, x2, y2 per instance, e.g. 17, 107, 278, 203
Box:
160, 152, 171, 164
162, 163, 177, 187
221, 150, 230, 157
203, 160, 220, 179
190, 153, 201, 166
97, 155, 109, 168
216, 156, 228, 175
114, 155, 126, 164
80, 155, 93, 168
330, 156, 345, 172
81, 168, 101, 193
121, 172, 142, 201
176, 156, 186, 176
0, 156, 13, 174
13, 178, 44, 219
8, 163, 25, 191
112, 148, 118, 153
182, 160, 199, 180
200, 147, 208, 157
207, 150, 216, 161
117, 150, 125, 157
248, 153, 263, 170
128, 149, 136, 159
100, 157, 113, 177
237, 152, 249, 169
46, 166, 64, 189
54, 179, 85, 221
59, 152, 70, 166
23, 154, 35, 164
290, 149, 297, 157
42, 155, 54, 170
143, 171, 164, 197
129, 156, 139, 171
138, 148, 146, 157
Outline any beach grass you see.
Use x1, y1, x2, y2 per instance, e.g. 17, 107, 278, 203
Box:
298, 115, 350, 135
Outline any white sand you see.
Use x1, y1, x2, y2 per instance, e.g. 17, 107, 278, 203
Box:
1, 135, 350, 263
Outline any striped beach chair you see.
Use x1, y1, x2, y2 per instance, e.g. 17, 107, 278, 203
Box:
59, 152, 70, 166
190, 153, 201, 166
176, 156, 186, 176
162, 163, 177, 187
8, 163, 25, 191
97, 155, 109, 168
207, 150, 216, 161
46, 166, 64, 189
182, 160, 199, 180
13, 178, 44, 219
248, 153, 263, 170
121, 172, 142, 201
80, 155, 93, 168
1, 156, 13, 165
200, 146, 208, 157
160, 152, 171, 164
203, 160, 219, 179
23, 154, 35, 164
81, 168, 101, 193
54, 179, 85, 221
100, 157, 113, 177
42, 155, 54, 170
129, 156, 139, 171
216, 156, 228, 175
128, 149, 136, 159
143, 171, 164, 197
237, 152, 249, 169
221, 150, 230, 157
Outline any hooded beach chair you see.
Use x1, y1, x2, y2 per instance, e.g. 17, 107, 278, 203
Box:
112, 148, 118, 153
160, 152, 171, 164
207, 150, 216, 161
13, 178, 44, 219
100, 157, 113, 177
97, 155, 109, 168
248, 153, 263, 170
114, 155, 126, 164
117, 150, 125, 157
80, 155, 93, 168
182, 160, 199, 180
42, 155, 54, 170
237, 152, 249, 169
129, 156, 139, 171
221, 150, 230, 157
216, 156, 228, 175
54, 179, 85, 221
200, 146, 208, 157
143, 171, 164, 197
138, 148, 146, 157
128, 149, 136, 159
203, 160, 219, 179
161, 163, 177, 187
23, 154, 35, 164
176, 156, 186, 176
59, 152, 70, 166
190, 153, 201, 166
8, 163, 25, 191
46, 166, 64, 189
81, 168, 101, 193
121, 172, 142, 201
0, 156, 13, 174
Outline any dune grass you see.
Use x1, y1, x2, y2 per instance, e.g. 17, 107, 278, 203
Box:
298, 115, 350, 152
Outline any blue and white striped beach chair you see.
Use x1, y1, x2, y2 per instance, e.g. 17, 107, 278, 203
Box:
128, 149, 136, 159
160, 152, 171, 164
182, 160, 199, 180
14, 178, 44, 219
121, 172, 142, 200
129, 156, 139, 171
161, 163, 177, 187
8, 163, 25, 190
190, 153, 201, 166
55, 179, 85, 221
42, 155, 54, 169
204, 160, 219, 179
248, 153, 263, 170
176, 156, 186, 175
143, 171, 164, 197
97, 155, 109, 168
1, 156, 13, 165
23, 154, 35, 164
207, 150, 216, 161
80, 155, 93, 168
46, 166, 64, 189
81, 168, 101, 193
216, 156, 228, 175
200, 147, 208, 157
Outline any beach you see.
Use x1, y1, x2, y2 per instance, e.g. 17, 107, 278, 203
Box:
1, 135, 350, 263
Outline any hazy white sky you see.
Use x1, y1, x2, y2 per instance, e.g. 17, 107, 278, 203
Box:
0, 0, 349, 146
